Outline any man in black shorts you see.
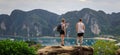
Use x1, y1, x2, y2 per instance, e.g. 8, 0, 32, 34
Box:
76, 18, 85, 46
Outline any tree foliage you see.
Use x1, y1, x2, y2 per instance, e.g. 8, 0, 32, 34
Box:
92, 40, 119, 55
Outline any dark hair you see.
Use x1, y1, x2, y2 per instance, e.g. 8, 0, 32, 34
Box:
79, 19, 82, 21
61, 18, 65, 22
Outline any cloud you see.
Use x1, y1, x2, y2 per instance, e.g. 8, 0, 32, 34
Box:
79, 0, 87, 2
0, 0, 120, 15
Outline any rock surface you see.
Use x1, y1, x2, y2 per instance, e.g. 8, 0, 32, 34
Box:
37, 46, 93, 55
116, 49, 120, 55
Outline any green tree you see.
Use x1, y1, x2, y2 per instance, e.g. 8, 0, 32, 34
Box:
92, 40, 119, 55
0, 40, 36, 55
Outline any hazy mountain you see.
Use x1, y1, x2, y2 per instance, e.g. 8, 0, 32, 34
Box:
0, 9, 59, 37
0, 8, 120, 37
61, 8, 110, 37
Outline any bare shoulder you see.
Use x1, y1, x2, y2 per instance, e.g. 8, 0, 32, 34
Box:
76, 22, 79, 25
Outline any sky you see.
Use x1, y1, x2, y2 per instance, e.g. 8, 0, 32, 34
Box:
0, 0, 120, 15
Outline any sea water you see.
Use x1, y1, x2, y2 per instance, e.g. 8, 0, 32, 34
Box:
0, 36, 96, 46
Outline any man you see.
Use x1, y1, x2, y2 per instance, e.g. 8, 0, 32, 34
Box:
76, 18, 85, 46
60, 18, 66, 46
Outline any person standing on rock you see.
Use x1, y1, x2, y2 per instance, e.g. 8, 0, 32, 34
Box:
57, 18, 66, 46
76, 18, 85, 46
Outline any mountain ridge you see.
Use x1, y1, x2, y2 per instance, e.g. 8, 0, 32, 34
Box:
0, 8, 120, 37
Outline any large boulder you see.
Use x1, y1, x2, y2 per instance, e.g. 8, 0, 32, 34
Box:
37, 46, 93, 55
116, 49, 120, 55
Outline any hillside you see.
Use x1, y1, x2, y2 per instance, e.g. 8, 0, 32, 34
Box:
0, 8, 120, 37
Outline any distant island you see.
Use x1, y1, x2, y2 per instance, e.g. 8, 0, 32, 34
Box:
0, 8, 120, 37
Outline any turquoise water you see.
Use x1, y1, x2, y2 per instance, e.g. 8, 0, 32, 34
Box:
0, 36, 96, 46
37, 37, 96, 46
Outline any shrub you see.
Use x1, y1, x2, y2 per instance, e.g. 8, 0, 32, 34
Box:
31, 44, 42, 50
92, 40, 119, 55
0, 39, 36, 55
25, 40, 42, 50
25, 40, 37, 46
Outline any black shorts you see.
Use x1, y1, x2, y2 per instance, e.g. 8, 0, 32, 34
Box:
60, 30, 65, 35
77, 33, 84, 37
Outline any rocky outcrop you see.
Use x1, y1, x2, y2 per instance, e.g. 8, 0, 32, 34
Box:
116, 49, 120, 55
37, 46, 93, 55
